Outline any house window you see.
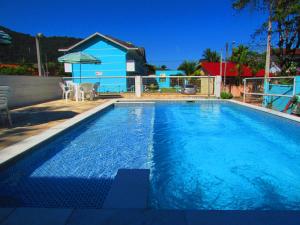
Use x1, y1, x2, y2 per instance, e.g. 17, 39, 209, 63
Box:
126, 60, 135, 72
159, 77, 166, 83
159, 73, 166, 82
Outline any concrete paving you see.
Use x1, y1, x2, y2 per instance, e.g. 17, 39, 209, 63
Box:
0, 99, 109, 150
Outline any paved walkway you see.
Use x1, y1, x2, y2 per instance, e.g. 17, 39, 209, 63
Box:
0, 99, 109, 150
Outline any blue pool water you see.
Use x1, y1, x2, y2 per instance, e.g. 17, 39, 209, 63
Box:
0, 101, 299, 209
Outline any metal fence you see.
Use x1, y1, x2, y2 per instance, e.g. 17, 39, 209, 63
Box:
63, 76, 136, 93
141, 76, 215, 96
243, 76, 296, 110
62, 75, 218, 97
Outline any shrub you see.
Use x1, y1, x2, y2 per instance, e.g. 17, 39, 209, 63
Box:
148, 84, 158, 91
0, 65, 35, 75
220, 91, 233, 99
160, 88, 178, 93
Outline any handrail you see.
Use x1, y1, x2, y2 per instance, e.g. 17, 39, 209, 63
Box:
243, 76, 295, 80
244, 92, 293, 98
243, 76, 296, 102
62, 76, 217, 79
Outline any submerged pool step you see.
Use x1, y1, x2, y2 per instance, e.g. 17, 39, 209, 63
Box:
102, 169, 150, 209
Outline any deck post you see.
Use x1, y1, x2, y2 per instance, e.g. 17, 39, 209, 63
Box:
214, 76, 222, 98
135, 76, 142, 98
243, 79, 246, 102
294, 76, 300, 95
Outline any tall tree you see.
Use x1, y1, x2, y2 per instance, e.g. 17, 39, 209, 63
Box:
177, 60, 197, 75
230, 45, 266, 83
160, 65, 168, 70
230, 45, 250, 77
233, 0, 300, 76
202, 48, 221, 62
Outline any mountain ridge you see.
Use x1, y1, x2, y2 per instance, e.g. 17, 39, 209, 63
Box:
0, 26, 82, 64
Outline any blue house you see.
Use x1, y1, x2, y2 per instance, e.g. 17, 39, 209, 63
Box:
59, 32, 147, 92
155, 70, 186, 89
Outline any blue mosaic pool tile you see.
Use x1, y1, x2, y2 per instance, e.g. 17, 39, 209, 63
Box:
0, 105, 154, 208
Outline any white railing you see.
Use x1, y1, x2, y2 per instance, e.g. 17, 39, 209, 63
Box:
141, 75, 220, 97
62, 76, 136, 93
243, 76, 296, 103
62, 75, 221, 98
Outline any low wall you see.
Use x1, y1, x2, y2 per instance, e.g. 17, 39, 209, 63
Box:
223, 84, 244, 97
0, 75, 62, 108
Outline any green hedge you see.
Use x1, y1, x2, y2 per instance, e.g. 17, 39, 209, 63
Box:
0, 65, 34, 75
220, 91, 233, 99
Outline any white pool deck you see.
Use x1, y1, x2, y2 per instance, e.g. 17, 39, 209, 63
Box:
0, 99, 300, 224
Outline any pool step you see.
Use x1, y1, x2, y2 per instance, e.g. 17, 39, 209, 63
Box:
102, 169, 150, 209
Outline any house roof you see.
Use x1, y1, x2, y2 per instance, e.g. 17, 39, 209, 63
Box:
58, 32, 140, 52
199, 62, 268, 77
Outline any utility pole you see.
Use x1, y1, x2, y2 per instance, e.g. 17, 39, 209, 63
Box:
231, 41, 235, 55
265, 4, 272, 79
35, 33, 43, 77
220, 49, 223, 77
224, 43, 229, 89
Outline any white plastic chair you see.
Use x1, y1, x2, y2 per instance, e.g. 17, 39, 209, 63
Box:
71, 84, 84, 102
59, 82, 72, 102
0, 86, 12, 126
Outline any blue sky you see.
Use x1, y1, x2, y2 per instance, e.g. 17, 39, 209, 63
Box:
0, 0, 267, 69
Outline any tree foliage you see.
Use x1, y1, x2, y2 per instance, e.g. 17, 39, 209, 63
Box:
177, 60, 197, 75
230, 45, 251, 76
157, 65, 168, 70
0, 26, 81, 76
232, 0, 300, 75
230, 44, 266, 83
202, 48, 220, 62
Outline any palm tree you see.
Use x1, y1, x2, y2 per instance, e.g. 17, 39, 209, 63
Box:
177, 60, 197, 76
231, 45, 266, 75
230, 45, 250, 84
160, 65, 168, 70
202, 48, 220, 62
232, 0, 273, 78
232, 0, 271, 10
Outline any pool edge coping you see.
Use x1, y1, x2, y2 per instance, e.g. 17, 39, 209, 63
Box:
228, 99, 300, 123
0, 99, 117, 166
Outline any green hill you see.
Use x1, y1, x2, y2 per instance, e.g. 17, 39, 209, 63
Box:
0, 26, 82, 64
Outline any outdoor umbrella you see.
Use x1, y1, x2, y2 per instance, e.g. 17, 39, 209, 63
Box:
58, 52, 100, 83
0, 30, 12, 45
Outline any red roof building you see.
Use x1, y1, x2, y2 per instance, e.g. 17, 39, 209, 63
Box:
199, 62, 268, 77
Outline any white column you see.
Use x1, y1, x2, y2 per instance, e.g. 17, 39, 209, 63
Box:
135, 76, 142, 98
214, 75, 222, 98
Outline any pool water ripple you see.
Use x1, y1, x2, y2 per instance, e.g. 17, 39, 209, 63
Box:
0, 102, 299, 210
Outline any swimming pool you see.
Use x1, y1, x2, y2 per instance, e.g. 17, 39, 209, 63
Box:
0, 101, 299, 209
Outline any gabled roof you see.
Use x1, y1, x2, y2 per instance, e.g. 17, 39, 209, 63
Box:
199, 62, 268, 77
58, 32, 140, 52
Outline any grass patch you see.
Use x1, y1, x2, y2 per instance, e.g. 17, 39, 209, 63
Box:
160, 88, 179, 93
